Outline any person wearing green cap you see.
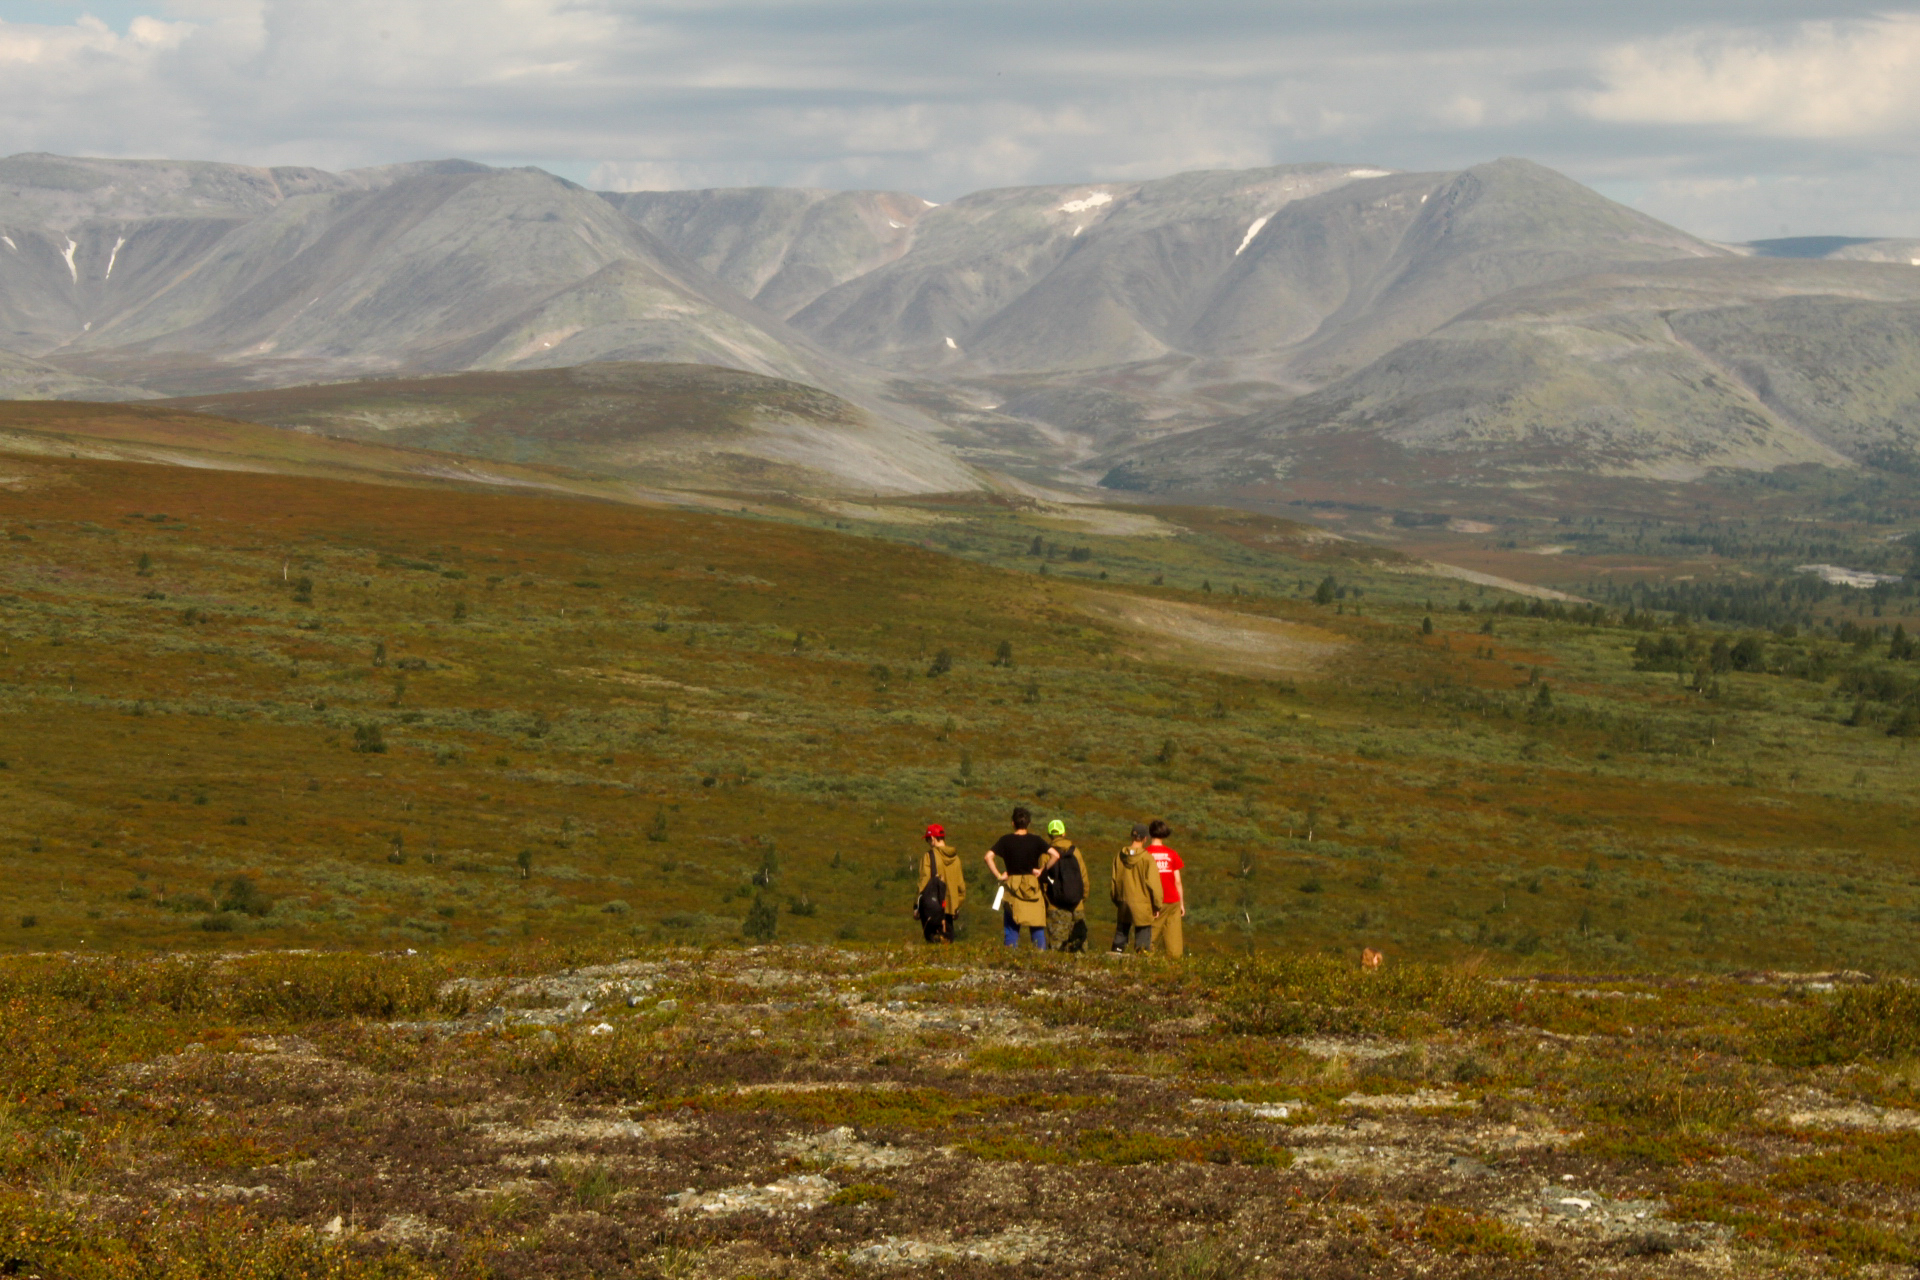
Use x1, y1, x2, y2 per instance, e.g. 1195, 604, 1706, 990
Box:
1040, 819, 1090, 953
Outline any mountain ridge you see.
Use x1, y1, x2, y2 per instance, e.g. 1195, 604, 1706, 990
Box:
5, 150, 1919, 509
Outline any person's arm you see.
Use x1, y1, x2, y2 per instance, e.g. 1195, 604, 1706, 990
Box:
984, 849, 1007, 881
1175, 869, 1186, 915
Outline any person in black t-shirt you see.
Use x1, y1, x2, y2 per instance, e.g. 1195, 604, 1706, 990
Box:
984, 806, 1056, 949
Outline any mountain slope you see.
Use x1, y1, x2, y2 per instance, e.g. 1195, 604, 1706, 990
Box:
158, 362, 983, 495
785, 159, 1725, 382
604, 187, 932, 319
1100, 259, 1920, 499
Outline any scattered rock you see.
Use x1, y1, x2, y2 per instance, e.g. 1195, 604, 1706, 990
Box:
668, 1174, 836, 1215
1292, 1037, 1411, 1060
478, 1115, 688, 1145
779, 1126, 914, 1170
847, 1227, 1055, 1268
1446, 1155, 1493, 1177
1503, 1185, 1667, 1239
1337, 1088, 1467, 1110
1191, 1097, 1302, 1121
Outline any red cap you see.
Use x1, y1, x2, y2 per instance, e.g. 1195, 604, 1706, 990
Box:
924, 823, 945, 840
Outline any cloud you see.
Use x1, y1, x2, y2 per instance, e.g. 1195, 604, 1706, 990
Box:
0, 2, 1918, 238
1582, 13, 1920, 137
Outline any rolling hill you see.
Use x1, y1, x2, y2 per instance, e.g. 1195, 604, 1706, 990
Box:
158, 362, 984, 495
1098, 258, 1920, 507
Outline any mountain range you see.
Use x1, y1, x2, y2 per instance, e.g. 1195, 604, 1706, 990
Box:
4, 149, 1920, 508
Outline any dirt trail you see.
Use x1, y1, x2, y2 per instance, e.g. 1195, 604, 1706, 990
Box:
1070, 588, 1347, 676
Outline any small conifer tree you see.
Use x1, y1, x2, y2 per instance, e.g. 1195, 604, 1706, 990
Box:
742, 894, 778, 941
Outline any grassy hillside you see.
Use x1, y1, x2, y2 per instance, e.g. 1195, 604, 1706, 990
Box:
160, 363, 981, 495
3, 449, 1920, 969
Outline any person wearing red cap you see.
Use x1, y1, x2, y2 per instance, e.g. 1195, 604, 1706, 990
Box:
913, 823, 965, 943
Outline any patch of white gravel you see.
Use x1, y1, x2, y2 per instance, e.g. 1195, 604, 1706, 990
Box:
1340, 1089, 1469, 1111
668, 1174, 836, 1215
477, 1115, 689, 1145
780, 1125, 915, 1169
1290, 1037, 1411, 1060
848, 1226, 1056, 1268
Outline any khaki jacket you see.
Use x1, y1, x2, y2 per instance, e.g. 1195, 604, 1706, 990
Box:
917, 840, 966, 913
1111, 845, 1163, 922
1003, 874, 1047, 928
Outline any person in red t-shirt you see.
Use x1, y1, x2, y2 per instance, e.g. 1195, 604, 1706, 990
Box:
1146, 819, 1186, 958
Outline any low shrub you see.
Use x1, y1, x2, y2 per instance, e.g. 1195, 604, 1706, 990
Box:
1202, 955, 1506, 1036
1761, 983, 1920, 1065
1413, 1205, 1535, 1258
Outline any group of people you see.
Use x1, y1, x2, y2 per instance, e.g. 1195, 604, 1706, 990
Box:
913, 807, 1186, 957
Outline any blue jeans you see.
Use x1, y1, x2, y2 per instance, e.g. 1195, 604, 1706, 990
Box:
1003, 921, 1048, 949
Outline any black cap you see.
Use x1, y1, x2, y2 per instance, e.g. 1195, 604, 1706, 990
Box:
1130, 823, 1148, 841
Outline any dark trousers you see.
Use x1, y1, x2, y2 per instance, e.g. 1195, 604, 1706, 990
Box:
1111, 925, 1152, 952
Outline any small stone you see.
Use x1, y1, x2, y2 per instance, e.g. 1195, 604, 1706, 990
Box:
1446, 1155, 1492, 1177
655, 999, 678, 1013
321, 1215, 344, 1235
587, 1022, 614, 1036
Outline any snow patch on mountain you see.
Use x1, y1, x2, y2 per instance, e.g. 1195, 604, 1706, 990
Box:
1235, 215, 1271, 256
1057, 192, 1112, 214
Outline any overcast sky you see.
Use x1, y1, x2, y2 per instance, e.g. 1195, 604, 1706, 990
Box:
3, 1, 1920, 240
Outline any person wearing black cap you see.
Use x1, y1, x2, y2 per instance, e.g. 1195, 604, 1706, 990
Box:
1110, 823, 1162, 953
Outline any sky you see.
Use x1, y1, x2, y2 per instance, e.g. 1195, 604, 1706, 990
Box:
3, 1, 1920, 241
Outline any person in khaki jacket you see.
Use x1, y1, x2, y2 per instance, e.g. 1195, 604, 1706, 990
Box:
1110, 823, 1163, 953
1042, 819, 1090, 953
985, 806, 1052, 949
914, 823, 965, 943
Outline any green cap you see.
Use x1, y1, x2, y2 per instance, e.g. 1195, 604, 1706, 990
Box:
1046, 819, 1067, 838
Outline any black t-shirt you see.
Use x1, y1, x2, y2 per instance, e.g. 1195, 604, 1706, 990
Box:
991, 832, 1052, 876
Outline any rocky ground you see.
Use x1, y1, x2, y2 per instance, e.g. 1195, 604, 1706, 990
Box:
5, 945, 1919, 1278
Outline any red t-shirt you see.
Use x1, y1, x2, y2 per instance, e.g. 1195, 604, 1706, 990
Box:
1149, 843, 1184, 904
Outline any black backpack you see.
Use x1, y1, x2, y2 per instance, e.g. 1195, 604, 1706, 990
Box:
1043, 846, 1085, 910
915, 846, 948, 923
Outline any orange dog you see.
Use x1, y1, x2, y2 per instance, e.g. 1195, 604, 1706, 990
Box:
1361, 948, 1384, 971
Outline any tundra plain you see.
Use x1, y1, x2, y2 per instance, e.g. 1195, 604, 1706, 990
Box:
7, 405, 1920, 1275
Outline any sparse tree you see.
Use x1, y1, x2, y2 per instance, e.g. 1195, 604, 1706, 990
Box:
1314, 576, 1337, 605
352, 723, 386, 754
927, 648, 953, 677
1421, 616, 1434, 635
136, 553, 153, 578
516, 849, 533, 879
742, 894, 778, 941
992, 640, 1013, 668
